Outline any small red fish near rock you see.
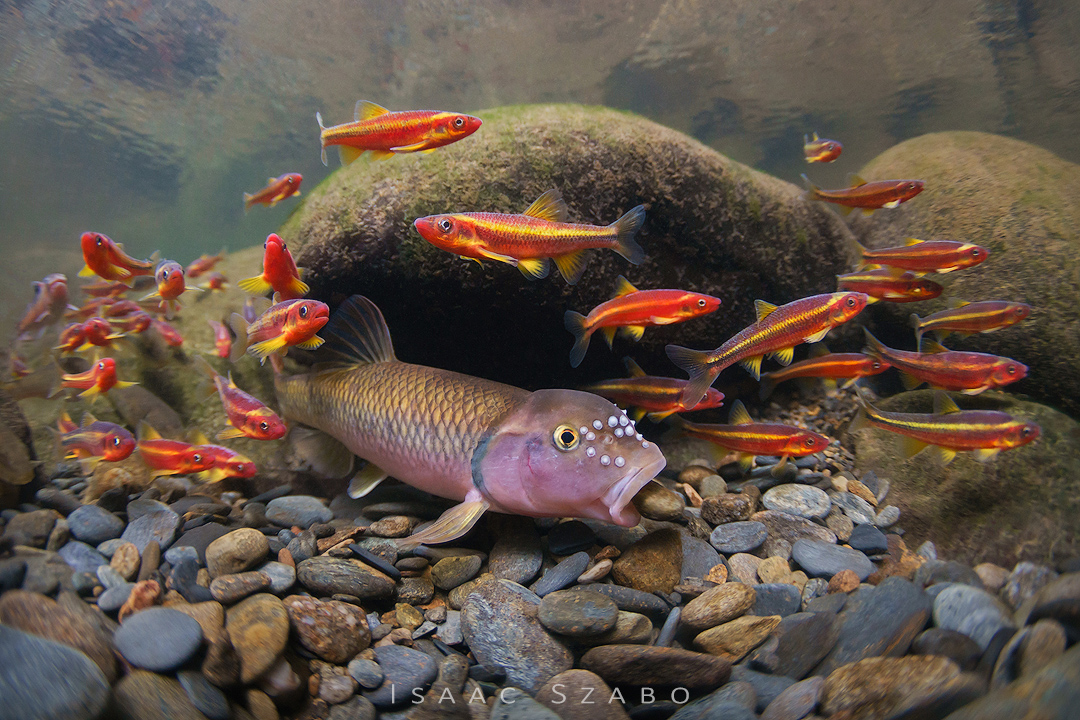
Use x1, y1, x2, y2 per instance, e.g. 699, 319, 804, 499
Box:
803, 132, 843, 163
238, 234, 309, 301
196, 357, 286, 441
60, 357, 136, 400
316, 101, 481, 165
185, 249, 226, 278
228, 298, 329, 363
79, 232, 156, 285
244, 173, 302, 210
803, 175, 924, 216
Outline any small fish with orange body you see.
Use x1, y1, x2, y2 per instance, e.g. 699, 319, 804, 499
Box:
199, 272, 228, 292
758, 345, 890, 400
109, 311, 153, 335
580, 358, 726, 422
79, 232, 156, 285
196, 357, 286, 440
244, 173, 302, 210
564, 276, 721, 367
150, 318, 184, 347
414, 189, 646, 285
803, 133, 843, 163
862, 329, 1026, 395
135, 423, 216, 478
666, 292, 870, 408
910, 300, 1031, 350
55, 411, 135, 472
184, 249, 226, 279
64, 317, 125, 353
17, 273, 69, 342
60, 358, 136, 400
238, 234, 309, 300
80, 280, 132, 298
188, 432, 257, 483
55, 323, 88, 354
672, 400, 831, 471
228, 298, 329, 363
207, 320, 232, 358
837, 267, 943, 303
316, 100, 482, 165
143, 260, 199, 319
851, 387, 1040, 464
856, 238, 988, 275
803, 175, 924, 216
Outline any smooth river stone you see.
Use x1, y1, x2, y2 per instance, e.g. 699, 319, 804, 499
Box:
580, 645, 731, 688
226, 593, 289, 683
763, 485, 830, 519
710, 521, 768, 554
120, 509, 180, 553
538, 588, 619, 637
204, 528, 269, 578
66, 505, 125, 546
113, 670, 207, 720
297, 556, 395, 599
933, 583, 1017, 651
792, 539, 876, 581
265, 495, 333, 528
682, 582, 757, 631
362, 644, 438, 708
113, 607, 203, 672
0, 625, 109, 720
533, 551, 590, 597
752, 510, 837, 557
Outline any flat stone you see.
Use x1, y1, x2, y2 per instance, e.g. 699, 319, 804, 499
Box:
490, 688, 561, 719
974, 563, 1010, 593
847, 524, 889, 555
821, 655, 966, 719
328, 696, 377, 720
177, 670, 230, 720
226, 593, 289, 683
574, 583, 670, 619
257, 560, 296, 595
682, 582, 756, 630
581, 645, 731, 688
0, 625, 109, 720
348, 657, 385, 689
297, 556, 395, 600
431, 555, 483, 591
128, 498, 170, 521
730, 666, 797, 712
539, 588, 619, 637
753, 510, 837, 557
945, 644, 1080, 720
167, 600, 225, 640
320, 674, 358, 704
695, 614, 782, 662
765, 611, 841, 680
67, 505, 125, 546
462, 579, 572, 693
763, 485, 830, 519
1017, 572, 1080, 633
758, 556, 792, 584
547, 520, 596, 555
681, 535, 722, 582
0, 589, 116, 681
612, 528, 684, 594
826, 513, 854, 543
114, 607, 203, 672
120, 509, 180, 553
2, 509, 60, 548
914, 559, 984, 589
266, 495, 333, 528
577, 610, 654, 646
761, 676, 824, 720
912, 628, 983, 671
874, 505, 901, 528
934, 583, 1016, 650
57, 541, 108, 575
751, 583, 803, 618
362, 644, 438, 708
534, 551, 590, 596
488, 517, 544, 585
832, 492, 876, 525
210, 570, 272, 604
97, 582, 134, 612
792, 539, 876, 581
1020, 619, 1068, 678
710, 521, 767, 554
205, 528, 270, 579
536, 669, 630, 720
702, 494, 757, 525
284, 594, 370, 663
728, 553, 762, 584
113, 670, 206, 720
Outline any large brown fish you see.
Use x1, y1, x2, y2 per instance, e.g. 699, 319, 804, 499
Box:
275, 296, 667, 546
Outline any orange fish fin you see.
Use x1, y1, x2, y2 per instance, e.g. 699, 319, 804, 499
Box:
899, 372, 923, 391
772, 346, 795, 366
553, 250, 590, 285
613, 275, 638, 298
190, 430, 212, 445
847, 174, 868, 187
113, 381, 138, 390
921, 339, 950, 354
340, 146, 367, 165
737, 453, 755, 471
899, 435, 929, 459
295, 336, 324, 351
882, 200, 902, 209
80, 412, 98, 427
619, 325, 646, 343
961, 387, 989, 395
217, 427, 246, 441
623, 357, 646, 377
522, 189, 568, 223
249, 335, 289, 359
728, 399, 753, 426
399, 499, 490, 548
754, 300, 778, 322
368, 149, 395, 161
348, 463, 388, 499
933, 392, 961, 415
78, 265, 97, 278
823, 378, 840, 392
739, 354, 764, 380
564, 311, 591, 368
516, 257, 550, 280
610, 205, 646, 265
356, 100, 389, 120
839, 205, 856, 217
237, 275, 272, 295
197, 468, 229, 484
600, 326, 617, 349
804, 328, 830, 344
287, 277, 310, 297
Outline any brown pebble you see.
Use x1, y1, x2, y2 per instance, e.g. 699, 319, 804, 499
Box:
705, 563, 728, 584
679, 483, 704, 508
278, 548, 294, 567
757, 556, 792, 585
678, 465, 715, 489
374, 627, 413, 647
110, 542, 141, 581
368, 516, 412, 538
245, 689, 279, 720
847, 478, 878, 507
119, 579, 162, 622
578, 559, 613, 583
828, 569, 860, 594
595, 545, 621, 561
137, 540, 160, 583
307, 673, 320, 698
396, 603, 424, 632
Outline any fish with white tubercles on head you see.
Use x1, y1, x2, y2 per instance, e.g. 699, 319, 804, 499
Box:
274, 295, 667, 547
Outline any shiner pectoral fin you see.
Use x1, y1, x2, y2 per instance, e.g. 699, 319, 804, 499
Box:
348, 463, 388, 499
398, 498, 490, 548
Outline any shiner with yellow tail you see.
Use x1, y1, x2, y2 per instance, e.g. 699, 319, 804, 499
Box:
274, 295, 666, 547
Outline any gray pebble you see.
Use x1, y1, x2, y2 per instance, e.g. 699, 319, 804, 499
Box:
120, 509, 180, 553
112, 607, 203, 672
97, 582, 134, 613
933, 584, 1016, 650
763, 484, 830, 519
751, 583, 803, 617
832, 492, 876, 525
362, 644, 438, 707
792, 538, 876, 581
95, 538, 126, 558
710, 521, 768, 554
177, 670, 230, 720
257, 561, 296, 595
266, 495, 333, 528
58, 541, 108, 574
163, 545, 200, 566
0, 625, 109, 720
347, 657, 385, 689
533, 551, 590, 596
66, 505, 125, 546
874, 505, 901, 528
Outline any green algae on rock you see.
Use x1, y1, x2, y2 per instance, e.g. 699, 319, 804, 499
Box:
849, 390, 1080, 568
850, 132, 1080, 415
279, 104, 857, 391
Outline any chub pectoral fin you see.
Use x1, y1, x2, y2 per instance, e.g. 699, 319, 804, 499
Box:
398, 499, 490, 548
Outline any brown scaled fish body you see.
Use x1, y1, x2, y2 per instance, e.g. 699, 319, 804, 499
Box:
275, 296, 666, 547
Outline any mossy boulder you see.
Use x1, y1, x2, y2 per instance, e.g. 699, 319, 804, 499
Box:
850, 390, 1080, 568
850, 132, 1080, 416
279, 103, 856, 390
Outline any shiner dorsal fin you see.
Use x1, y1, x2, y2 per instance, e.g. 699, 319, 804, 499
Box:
522, 189, 569, 223
904, 237, 924, 246
356, 100, 389, 121
623, 357, 646, 377
316, 295, 397, 367
848, 173, 868, 187
933, 391, 961, 415
728, 399, 753, 426
755, 300, 778, 322
613, 275, 639, 298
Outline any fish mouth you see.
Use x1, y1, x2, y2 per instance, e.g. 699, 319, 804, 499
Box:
604, 456, 667, 524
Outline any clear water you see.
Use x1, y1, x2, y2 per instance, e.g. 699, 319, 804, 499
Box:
2, 0, 1078, 332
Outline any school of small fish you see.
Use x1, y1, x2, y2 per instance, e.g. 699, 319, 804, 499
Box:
2, 103, 1042, 547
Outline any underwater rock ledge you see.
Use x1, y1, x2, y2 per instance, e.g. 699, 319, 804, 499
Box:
279, 103, 857, 391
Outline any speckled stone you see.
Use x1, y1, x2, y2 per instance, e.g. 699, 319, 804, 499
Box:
694, 614, 782, 662
753, 510, 836, 557
120, 509, 180, 553
702, 494, 757, 525
0, 625, 109, 720
761, 676, 824, 720
710, 521, 767, 554
821, 655, 966, 719
284, 594, 370, 663
763, 485, 830, 519
362, 644, 439, 708
488, 519, 544, 585
682, 582, 756, 631
572, 582, 670, 619
177, 670, 230, 720
209, 570, 272, 604
430, 555, 483, 591
536, 669, 630, 720
612, 528, 683, 594
347, 658, 384, 689
934, 583, 1016, 650
580, 610, 654, 646
297, 556, 395, 599
539, 589, 619, 637
113, 607, 203, 672
580, 645, 731, 688
113, 670, 208, 720
727, 553, 762, 584
226, 593, 289, 683
534, 551, 590, 596
205, 528, 270, 579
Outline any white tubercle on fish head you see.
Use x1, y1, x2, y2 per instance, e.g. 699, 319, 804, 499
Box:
471, 389, 666, 525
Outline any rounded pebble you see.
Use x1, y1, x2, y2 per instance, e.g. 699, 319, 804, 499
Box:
113, 607, 203, 672
66, 505, 125, 546
538, 589, 619, 637
763, 485, 831, 519
710, 521, 768, 554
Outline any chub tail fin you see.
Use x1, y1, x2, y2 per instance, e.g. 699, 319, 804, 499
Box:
564, 311, 592, 368
665, 344, 717, 408
609, 205, 646, 265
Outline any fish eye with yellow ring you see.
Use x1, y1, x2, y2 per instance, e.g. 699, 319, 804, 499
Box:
553, 424, 580, 451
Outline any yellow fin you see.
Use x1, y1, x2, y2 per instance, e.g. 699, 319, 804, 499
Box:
296, 336, 325, 350
947, 298, 970, 309
904, 237, 924, 246
728, 399, 753, 426
825, 378, 841, 391
368, 149, 395, 161
196, 468, 229, 484
737, 453, 755, 471
805, 328, 830, 344
399, 499, 490, 548
356, 100, 389, 120
613, 275, 639, 298
933, 391, 961, 415
340, 146, 366, 165
348, 463, 388, 499
553, 250, 589, 285
79, 265, 97, 278
389, 140, 433, 153
740, 355, 764, 380
81, 412, 99, 427
521, 189, 568, 223
630, 407, 647, 422
754, 300, 778, 322
772, 346, 795, 366
848, 174, 868, 187
770, 457, 790, 477
922, 339, 950, 354
623, 357, 646, 377
882, 200, 901, 209
113, 381, 138, 390
899, 372, 924, 391
619, 325, 646, 342
137, 421, 162, 441
809, 343, 831, 358
516, 257, 550, 280
191, 430, 211, 445
78, 457, 103, 475
899, 435, 929, 458
926, 445, 957, 465
78, 386, 101, 400
601, 326, 617, 349
217, 427, 246, 441
647, 410, 676, 422
973, 448, 1001, 462
237, 275, 272, 295
249, 335, 289, 359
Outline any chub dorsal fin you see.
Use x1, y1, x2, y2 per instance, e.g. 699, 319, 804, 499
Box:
316, 295, 397, 368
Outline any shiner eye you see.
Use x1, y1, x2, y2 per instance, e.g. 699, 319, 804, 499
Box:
299, 305, 308, 319
697, 298, 707, 308
453, 117, 465, 128
804, 437, 816, 447
553, 424, 579, 452
438, 218, 452, 233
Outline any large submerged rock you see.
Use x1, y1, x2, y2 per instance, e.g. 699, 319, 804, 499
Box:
850, 390, 1080, 567
280, 103, 856, 390
851, 131, 1080, 415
